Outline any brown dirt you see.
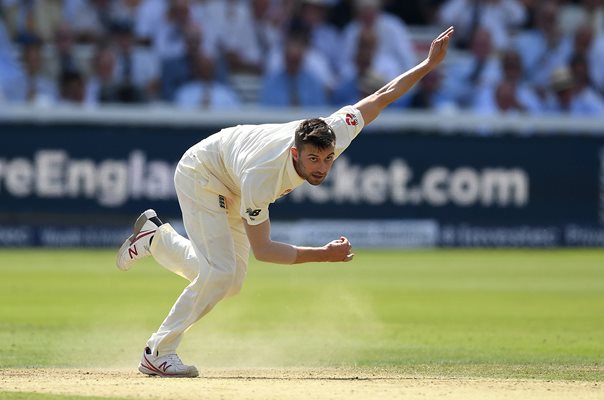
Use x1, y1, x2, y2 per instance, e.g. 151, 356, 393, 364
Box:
0, 368, 601, 400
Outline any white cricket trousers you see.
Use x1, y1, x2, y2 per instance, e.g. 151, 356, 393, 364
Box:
145, 159, 249, 356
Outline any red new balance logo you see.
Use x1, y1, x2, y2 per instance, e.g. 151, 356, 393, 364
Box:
158, 361, 171, 372
128, 245, 138, 259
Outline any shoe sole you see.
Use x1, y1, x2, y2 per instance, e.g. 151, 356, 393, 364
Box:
138, 363, 199, 378
116, 209, 157, 271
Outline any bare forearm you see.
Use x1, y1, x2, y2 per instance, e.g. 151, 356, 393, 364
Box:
253, 240, 298, 264
292, 245, 330, 264
253, 240, 329, 264
373, 60, 434, 108
244, 220, 353, 264
355, 26, 454, 125
355, 60, 435, 125
254, 241, 348, 264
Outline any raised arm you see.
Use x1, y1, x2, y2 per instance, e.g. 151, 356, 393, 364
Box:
354, 26, 454, 126
243, 219, 354, 264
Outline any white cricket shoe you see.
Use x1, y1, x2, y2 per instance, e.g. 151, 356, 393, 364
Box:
139, 347, 199, 378
116, 209, 162, 271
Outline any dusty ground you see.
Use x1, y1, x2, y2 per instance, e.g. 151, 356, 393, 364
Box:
0, 368, 601, 400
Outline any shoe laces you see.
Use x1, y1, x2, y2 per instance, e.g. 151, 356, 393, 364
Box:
165, 353, 185, 366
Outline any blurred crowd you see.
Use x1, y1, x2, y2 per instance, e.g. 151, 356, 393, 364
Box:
0, 0, 603, 116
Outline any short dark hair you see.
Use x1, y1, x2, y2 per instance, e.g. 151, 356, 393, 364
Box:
294, 118, 335, 151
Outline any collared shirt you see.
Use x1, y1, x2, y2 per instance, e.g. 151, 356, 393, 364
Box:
183, 105, 365, 225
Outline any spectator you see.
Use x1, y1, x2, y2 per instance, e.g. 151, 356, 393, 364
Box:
573, 24, 595, 59
196, 0, 225, 58
587, 30, 604, 94
492, 81, 529, 114
51, 23, 80, 78
266, 26, 336, 92
473, 80, 533, 117
151, 1, 221, 62
85, 44, 118, 106
571, 24, 604, 95
59, 70, 86, 105
438, 0, 526, 50
110, 0, 146, 26
203, 0, 264, 75
260, 33, 327, 107
341, 0, 417, 81
473, 49, 543, 114
0, 17, 24, 102
160, 24, 207, 102
63, 0, 113, 43
328, 0, 355, 29
132, 0, 167, 45
558, 0, 604, 36
248, 0, 285, 70
332, 26, 397, 105
14, 35, 58, 105
407, 69, 455, 111
174, 55, 241, 110
2, 0, 64, 43
441, 28, 500, 108
545, 66, 604, 115
109, 19, 159, 102
153, 0, 192, 61
473, 79, 538, 136
568, 53, 604, 112
514, 0, 574, 92
294, 0, 341, 76
355, 24, 400, 80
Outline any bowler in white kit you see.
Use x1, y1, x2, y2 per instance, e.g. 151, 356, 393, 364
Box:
116, 27, 454, 377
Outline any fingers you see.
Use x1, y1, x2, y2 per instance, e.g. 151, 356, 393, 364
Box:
434, 26, 455, 45
430, 26, 453, 60
326, 236, 354, 262
337, 236, 354, 261
340, 236, 352, 250
436, 26, 454, 40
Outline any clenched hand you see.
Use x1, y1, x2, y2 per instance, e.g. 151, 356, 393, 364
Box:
324, 236, 354, 262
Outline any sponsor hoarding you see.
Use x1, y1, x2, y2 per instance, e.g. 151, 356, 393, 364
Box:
1, 123, 603, 246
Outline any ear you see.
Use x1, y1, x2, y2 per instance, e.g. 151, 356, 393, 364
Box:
291, 147, 299, 161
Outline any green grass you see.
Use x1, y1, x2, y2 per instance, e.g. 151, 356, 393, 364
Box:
0, 249, 602, 380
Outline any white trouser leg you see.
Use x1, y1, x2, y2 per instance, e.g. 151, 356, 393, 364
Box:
146, 166, 249, 355
150, 223, 199, 282
224, 197, 249, 298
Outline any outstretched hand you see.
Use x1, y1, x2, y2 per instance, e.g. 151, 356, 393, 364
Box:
324, 236, 354, 262
426, 26, 454, 68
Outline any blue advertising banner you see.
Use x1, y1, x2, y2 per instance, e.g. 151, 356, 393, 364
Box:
2, 122, 604, 246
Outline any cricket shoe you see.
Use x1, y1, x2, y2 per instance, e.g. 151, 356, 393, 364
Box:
116, 209, 162, 271
139, 347, 199, 378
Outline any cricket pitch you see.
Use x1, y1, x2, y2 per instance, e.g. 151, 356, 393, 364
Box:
1, 368, 601, 400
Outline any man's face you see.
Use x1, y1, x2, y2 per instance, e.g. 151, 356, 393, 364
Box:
292, 144, 336, 186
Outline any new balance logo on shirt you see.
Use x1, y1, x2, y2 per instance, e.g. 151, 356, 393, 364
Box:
246, 208, 261, 220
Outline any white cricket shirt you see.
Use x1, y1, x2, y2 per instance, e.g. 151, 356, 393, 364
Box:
184, 105, 364, 225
